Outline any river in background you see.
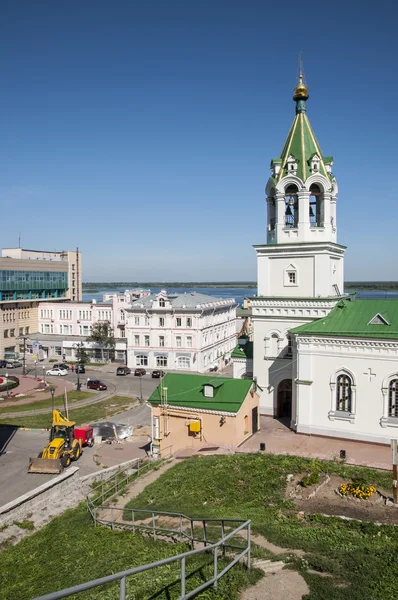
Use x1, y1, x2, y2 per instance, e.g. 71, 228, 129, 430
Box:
82, 286, 398, 306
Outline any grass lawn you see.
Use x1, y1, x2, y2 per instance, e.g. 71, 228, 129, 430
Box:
0, 503, 260, 600
0, 395, 137, 428
2, 454, 397, 599
125, 454, 398, 599
0, 391, 94, 414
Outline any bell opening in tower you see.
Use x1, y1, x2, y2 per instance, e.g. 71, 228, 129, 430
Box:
284, 185, 299, 228
309, 184, 324, 227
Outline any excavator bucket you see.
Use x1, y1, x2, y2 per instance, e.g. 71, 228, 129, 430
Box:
28, 458, 63, 474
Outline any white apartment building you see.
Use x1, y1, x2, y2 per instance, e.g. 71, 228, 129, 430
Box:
34, 289, 150, 361
125, 290, 237, 373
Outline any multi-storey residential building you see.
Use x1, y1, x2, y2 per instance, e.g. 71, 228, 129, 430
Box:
125, 291, 237, 373
0, 247, 82, 359
33, 290, 150, 361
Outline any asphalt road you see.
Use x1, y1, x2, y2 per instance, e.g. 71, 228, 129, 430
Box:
0, 403, 151, 507
0, 362, 160, 407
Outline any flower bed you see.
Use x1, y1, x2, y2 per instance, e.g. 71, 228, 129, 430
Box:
0, 376, 19, 394
339, 481, 377, 500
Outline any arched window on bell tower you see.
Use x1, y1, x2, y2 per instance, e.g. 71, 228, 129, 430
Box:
267, 188, 276, 232
309, 184, 324, 228
284, 185, 298, 228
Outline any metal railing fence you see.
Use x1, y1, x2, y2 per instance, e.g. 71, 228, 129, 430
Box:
32, 445, 251, 600
89, 445, 174, 507
33, 519, 251, 600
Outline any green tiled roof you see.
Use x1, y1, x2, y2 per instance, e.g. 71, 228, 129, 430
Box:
274, 110, 332, 183
148, 373, 252, 413
231, 341, 253, 359
237, 307, 252, 317
291, 299, 398, 339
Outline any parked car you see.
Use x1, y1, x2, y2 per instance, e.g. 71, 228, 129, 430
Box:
6, 360, 22, 368
87, 379, 107, 391
151, 370, 165, 378
116, 366, 131, 376
52, 363, 69, 371
75, 363, 85, 374
46, 367, 67, 376
0, 360, 7, 368
134, 368, 146, 376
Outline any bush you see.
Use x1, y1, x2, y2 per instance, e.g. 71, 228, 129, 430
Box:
300, 471, 321, 487
0, 377, 19, 394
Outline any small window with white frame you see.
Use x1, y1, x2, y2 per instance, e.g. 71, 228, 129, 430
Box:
285, 264, 298, 287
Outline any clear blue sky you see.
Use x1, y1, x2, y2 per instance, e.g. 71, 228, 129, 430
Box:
1, 0, 397, 282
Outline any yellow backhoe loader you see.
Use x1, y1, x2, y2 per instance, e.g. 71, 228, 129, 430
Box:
28, 409, 82, 474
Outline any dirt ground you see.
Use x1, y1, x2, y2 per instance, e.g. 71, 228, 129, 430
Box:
286, 473, 398, 524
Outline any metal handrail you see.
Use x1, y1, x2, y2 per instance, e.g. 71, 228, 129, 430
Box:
32, 447, 251, 600
33, 519, 251, 600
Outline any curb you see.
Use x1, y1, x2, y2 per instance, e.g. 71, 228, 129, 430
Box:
0, 424, 49, 431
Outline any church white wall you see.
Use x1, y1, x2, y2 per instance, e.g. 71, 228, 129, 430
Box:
256, 246, 345, 299
253, 317, 296, 414
295, 337, 398, 444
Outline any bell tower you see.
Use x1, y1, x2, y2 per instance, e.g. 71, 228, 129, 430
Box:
251, 65, 346, 420
255, 67, 345, 299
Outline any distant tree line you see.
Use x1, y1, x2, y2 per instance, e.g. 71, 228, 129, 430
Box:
82, 282, 257, 289
345, 282, 398, 291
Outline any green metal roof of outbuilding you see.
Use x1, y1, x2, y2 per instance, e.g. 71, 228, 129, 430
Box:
291, 299, 398, 339
148, 373, 253, 413
231, 342, 253, 359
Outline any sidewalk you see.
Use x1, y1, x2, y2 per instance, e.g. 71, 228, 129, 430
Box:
0, 375, 75, 407
240, 417, 391, 470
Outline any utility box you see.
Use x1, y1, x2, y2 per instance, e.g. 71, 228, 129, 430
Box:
189, 420, 201, 433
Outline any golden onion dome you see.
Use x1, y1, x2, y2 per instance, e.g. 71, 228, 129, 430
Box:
293, 75, 309, 100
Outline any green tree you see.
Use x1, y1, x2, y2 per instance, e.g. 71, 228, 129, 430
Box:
86, 321, 115, 361
75, 345, 89, 365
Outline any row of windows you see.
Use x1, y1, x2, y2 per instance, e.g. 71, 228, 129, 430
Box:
335, 375, 398, 419
59, 309, 73, 320
135, 354, 191, 369
4, 327, 29, 338
133, 335, 193, 348
98, 311, 111, 321
203, 327, 232, 345
132, 316, 193, 328
41, 309, 54, 319
79, 310, 92, 320
0, 270, 68, 291
3, 310, 31, 322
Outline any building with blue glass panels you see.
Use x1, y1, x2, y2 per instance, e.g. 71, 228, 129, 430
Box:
0, 248, 82, 358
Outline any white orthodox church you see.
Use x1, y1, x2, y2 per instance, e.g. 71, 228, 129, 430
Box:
233, 73, 398, 446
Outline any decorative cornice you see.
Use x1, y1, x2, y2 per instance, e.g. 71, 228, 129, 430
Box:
297, 336, 398, 349
155, 404, 237, 417
251, 298, 338, 308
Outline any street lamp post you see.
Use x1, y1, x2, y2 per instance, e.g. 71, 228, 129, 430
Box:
5, 372, 9, 397
139, 374, 143, 402
16, 335, 30, 376
49, 385, 55, 413
42, 365, 46, 384
34, 360, 37, 380
76, 365, 81, 392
